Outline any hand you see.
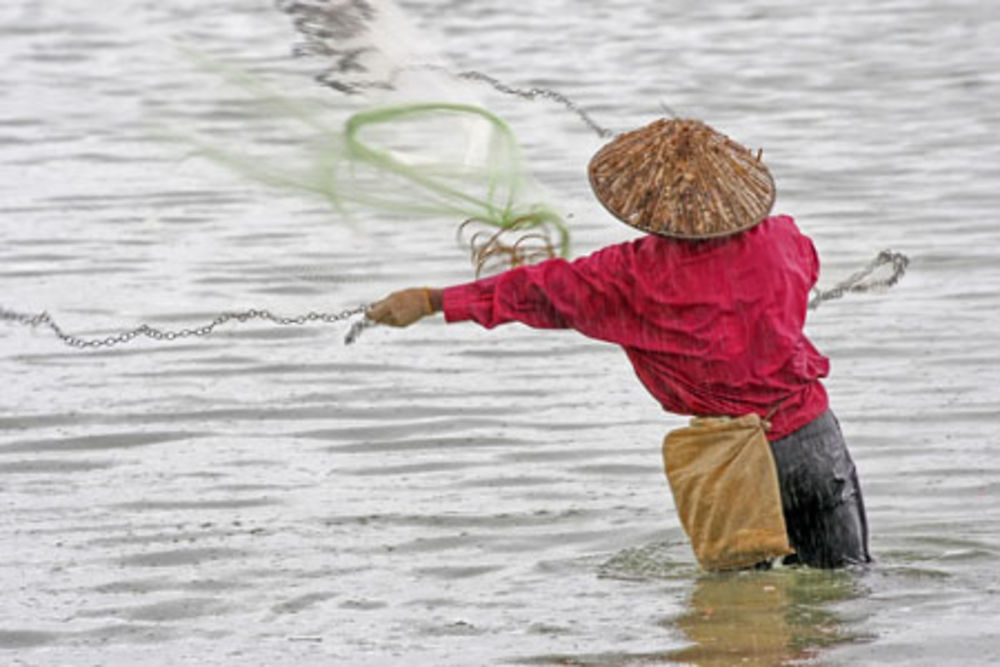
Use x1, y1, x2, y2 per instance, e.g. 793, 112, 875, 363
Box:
367, 288, 435, 327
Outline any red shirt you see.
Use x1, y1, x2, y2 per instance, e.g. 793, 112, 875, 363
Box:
442, 215, 829, 440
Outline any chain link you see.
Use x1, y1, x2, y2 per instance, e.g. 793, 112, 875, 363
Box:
808, 250, 910, 310
2, 250, 908, 350
1, 305, 370, 350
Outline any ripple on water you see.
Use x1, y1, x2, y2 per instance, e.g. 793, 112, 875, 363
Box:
93, 577, 246, 595
0, 431, 209, 453
0, 458, 116, 473
0, 630, 62, 649
270, 591, 339, 615
324, 435, 527, 454
112, 498, 279, 511
1, 0, 999, 663
74, 597, 231, 623
118, 547, 249, 568
412, 565, 502, 580
299, 417, 512, 443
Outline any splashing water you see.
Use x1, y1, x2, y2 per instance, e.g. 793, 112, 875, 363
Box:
276, 0, 613, 137
598, 540, 696, 581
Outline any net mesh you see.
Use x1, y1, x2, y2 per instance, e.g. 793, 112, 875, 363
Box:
181, 55, 569, 271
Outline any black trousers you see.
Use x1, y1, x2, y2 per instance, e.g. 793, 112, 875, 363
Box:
768, 410, 872, 568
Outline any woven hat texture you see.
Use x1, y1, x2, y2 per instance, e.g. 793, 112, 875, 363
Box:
588, 119, 775, 239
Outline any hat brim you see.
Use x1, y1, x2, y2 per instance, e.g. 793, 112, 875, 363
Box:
587, 119, 777, 240
587, 162, 776, 240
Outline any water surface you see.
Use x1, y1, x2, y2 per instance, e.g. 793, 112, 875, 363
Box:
2, 0, 999, 664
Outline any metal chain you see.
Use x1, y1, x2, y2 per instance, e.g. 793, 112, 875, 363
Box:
808, 250, 909, 310
452, 70, 614, 138
2, 250, 908, 349
0, 305, 370, 350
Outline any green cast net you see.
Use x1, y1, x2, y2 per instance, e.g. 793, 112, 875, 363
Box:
186, 63, 569, 277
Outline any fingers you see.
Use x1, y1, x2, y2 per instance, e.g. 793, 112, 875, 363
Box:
366, 288, 433, 328
365, 300, 383, 321
366, 298, 398, 326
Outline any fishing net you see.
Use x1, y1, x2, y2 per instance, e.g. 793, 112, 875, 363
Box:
184, 56, 568, 275
195, 0, 617, 277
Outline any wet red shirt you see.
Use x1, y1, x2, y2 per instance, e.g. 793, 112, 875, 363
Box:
442, 215, 830, 440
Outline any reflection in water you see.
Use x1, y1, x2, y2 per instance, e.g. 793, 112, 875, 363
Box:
522, 544, 873, 666
664, 568, 869, 666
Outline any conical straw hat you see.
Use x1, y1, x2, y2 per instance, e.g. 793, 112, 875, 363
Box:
588, 119, 775, 239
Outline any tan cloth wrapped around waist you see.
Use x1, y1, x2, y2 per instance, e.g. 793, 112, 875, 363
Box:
662, 413, 793, 571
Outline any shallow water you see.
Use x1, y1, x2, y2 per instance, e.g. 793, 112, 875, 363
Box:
2, 0, 1000, 665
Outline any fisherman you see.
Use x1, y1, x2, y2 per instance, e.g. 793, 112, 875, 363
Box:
367, 118, 871, 569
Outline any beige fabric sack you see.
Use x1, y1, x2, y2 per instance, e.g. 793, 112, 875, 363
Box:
662, 413, 793, 571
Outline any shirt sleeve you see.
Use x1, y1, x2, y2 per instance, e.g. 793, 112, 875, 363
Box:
442, 242, 640, 344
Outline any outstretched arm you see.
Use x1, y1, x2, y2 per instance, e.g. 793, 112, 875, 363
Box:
367, 239, 641, 343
